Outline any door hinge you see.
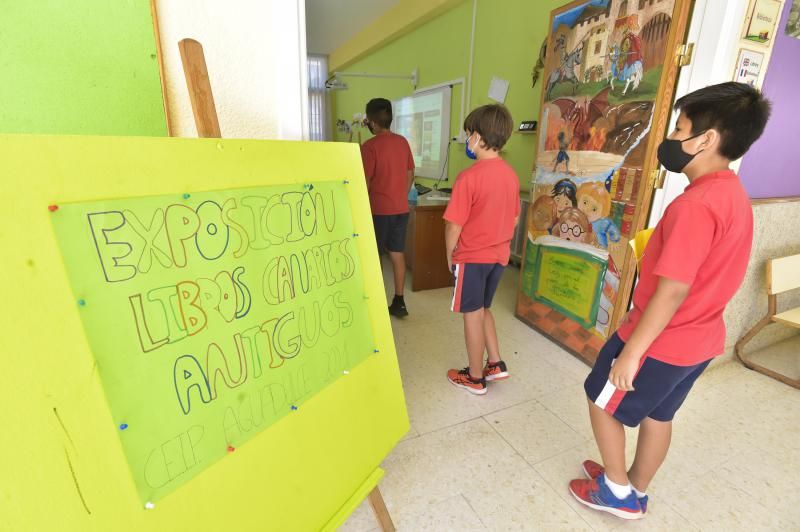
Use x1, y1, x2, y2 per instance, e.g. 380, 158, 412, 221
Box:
675, 42, 694, 67
650, 169, 667, 190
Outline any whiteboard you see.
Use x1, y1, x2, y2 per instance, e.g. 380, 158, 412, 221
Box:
391, 86, 451, 180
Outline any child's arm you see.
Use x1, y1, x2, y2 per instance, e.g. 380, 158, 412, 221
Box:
445, 222, 462, 272
407, 169, 415, 191
609, 277, 690, 391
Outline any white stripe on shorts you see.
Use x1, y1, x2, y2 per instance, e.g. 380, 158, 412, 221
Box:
450, 264, 460, 312
594, 380, 617, 410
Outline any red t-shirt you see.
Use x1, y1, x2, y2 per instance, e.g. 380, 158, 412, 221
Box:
617, 170, 753, 366
443, 158, 521, 265
360, 131, 415, 215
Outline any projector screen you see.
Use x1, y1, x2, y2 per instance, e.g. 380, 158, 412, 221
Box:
391, 87, 451, 180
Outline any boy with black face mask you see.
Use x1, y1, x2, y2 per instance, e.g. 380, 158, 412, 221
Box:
569, 82, 771, 520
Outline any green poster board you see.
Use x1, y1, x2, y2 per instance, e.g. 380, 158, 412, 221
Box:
50, 183, 374, 502
0, 135, 408, 531
530, 244, 607, 328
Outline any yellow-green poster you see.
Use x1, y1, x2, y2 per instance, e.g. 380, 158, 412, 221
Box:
50, 182, 374, 503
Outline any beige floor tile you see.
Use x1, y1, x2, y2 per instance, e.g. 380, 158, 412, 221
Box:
670, 469, 795, 530
394, 494, 487, 531
462, 458, 592, 531
374, 418, 519, 525
538, 381, 596, 440
744, 334, 800, 381
338, 499, 378, 532
485, 400, 586, 465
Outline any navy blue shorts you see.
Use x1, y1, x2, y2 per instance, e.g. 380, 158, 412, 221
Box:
451, 263, 504, 313
584, 334, 711, 427
373, 213, 409, 253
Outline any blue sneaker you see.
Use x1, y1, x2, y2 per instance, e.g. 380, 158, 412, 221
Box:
569, 473, 644, 520
582, 459, 648, 513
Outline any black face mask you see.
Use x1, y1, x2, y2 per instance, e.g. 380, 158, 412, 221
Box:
657, 131, 706, 173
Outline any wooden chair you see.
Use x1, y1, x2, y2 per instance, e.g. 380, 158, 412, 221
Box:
735, 253, 800, 389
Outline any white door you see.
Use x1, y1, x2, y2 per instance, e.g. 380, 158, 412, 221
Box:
648, 0, 751, 226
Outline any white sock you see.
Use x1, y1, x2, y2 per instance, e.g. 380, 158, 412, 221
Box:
632, 486, 647, 499
603, 475, 632, 499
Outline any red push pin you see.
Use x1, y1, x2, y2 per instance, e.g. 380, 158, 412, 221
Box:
48, 205, 59, 212
227, 445, 235, 453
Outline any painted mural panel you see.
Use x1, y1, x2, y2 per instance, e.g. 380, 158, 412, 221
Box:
517, 0, 680, 362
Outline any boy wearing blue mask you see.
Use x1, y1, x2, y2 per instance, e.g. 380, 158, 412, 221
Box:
444, 104, 519, 395
570, 83, 771, 519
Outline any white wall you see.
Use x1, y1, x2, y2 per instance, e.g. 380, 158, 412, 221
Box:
155, 0, 308, 140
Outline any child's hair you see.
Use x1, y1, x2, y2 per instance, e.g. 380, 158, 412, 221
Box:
577, 182, 611, 217
557, 131, 566, 140
463, 104, 513, 151
529, 195, 558, 230
550, 178, 578, 206
556, 207, 593, 243
366, 98, 393, 128
673, 82, 771, 160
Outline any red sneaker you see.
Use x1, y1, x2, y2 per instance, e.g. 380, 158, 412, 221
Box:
447, 368, 487, 395
483, 360, 509, 381
581, 460, 648, 513
569, 474, 644, 520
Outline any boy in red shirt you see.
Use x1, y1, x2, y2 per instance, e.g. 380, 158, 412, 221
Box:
570, 83, 771, 519
361, 98, 416, 317
444, 104, 520, 395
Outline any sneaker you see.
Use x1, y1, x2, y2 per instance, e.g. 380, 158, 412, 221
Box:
446, 368, 487, 395
483, 360, 509, 381
569, 473, 644, 520
581, 460, 648, 513
388, 296, 408, 318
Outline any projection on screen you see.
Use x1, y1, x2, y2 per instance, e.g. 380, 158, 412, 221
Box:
391, 87, 451, 180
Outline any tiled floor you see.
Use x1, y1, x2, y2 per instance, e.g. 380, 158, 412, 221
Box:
340, 264, 800, 531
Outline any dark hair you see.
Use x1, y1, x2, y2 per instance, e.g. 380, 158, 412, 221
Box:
463, 104, 514, 151
551, 178, 578, 206
674, 82, 771, 160
366, 98, 393, 128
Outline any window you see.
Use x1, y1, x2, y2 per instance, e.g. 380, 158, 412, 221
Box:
594, 40, 602, 54
307, 55, 329, 141
639, 0, 646, 9
619, 0, 629, 17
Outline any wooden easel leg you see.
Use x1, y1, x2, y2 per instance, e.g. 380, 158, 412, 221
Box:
367, 486, 395, 532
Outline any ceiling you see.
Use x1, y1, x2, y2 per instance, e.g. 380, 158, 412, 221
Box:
305, 0, 400, 55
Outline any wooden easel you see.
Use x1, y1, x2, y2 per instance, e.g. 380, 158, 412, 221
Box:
167, 33, 396, 532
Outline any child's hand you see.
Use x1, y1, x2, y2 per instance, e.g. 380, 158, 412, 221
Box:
609, 352, 639, 391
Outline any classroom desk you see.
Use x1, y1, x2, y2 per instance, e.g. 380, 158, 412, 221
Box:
405, 194, 453, 291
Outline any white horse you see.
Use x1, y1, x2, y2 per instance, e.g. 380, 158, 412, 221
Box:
607, 45, 643, 95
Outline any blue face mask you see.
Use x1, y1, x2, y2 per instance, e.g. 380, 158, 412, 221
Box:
465, 134, 478, 160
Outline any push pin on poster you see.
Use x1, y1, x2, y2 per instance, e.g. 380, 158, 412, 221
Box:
373, 349, 380, 354
290, 405, 298, 411
343, 180, 350, 185
182, 193, 191, 200
227, 445, 235, 453
144, 502, 155, 510
119, 423, 128, 431
343, 370, 350, 375
48, 204, 59, 212
303, 183, 314, 191
77, 299, 87, 307
353, 233, 359, 237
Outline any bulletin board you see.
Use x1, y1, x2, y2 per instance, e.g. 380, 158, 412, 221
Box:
0, 135, 408, 531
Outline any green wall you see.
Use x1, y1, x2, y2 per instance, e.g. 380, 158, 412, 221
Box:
0, 0, 167, 136
331, 0, 570, 191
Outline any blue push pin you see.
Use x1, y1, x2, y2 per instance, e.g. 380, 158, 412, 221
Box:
182, 193, 191, 200
343, 180, 350, 184
77, 299, 86, 307
353, 233, 359, 237
290, 405, 298, 411
373, 349, 380, 353
119, 423, 128, 431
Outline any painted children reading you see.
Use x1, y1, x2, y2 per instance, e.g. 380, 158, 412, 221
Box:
577, 181, 620, 248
